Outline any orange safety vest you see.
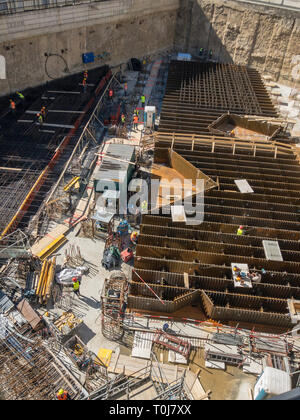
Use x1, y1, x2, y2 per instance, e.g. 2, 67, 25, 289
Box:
133, 115, 139, 124
10, 101, 16, 110
109, 89, 113, 97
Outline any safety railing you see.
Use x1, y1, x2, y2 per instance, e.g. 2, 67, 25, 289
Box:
0, 0, 110, 15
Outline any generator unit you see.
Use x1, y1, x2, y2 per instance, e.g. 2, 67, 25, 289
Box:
144, 106, 156, 129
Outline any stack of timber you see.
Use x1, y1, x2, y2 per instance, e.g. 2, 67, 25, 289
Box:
53, 311, 83, 336
35, 257, 56, 304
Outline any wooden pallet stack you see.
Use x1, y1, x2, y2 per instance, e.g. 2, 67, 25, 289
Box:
35, 257, 56, 305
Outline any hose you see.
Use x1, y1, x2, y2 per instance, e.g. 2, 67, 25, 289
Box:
45, 54, 70, 80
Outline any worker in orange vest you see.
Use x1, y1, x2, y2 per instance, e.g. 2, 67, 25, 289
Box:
41, 106, 46, 118
56, 389, 72, 400
36, 113, 43, 126
9, 99, 16, 114
133, 114, 139, 131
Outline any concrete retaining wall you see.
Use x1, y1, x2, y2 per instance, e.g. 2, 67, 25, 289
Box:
175, 0, 300, 87
1, 0, 300, 96
0, 0, 179, 95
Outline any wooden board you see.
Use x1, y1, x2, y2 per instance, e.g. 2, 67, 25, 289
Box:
108, 354, 184, 384
131, 331, 154, 360
235, 179, 254, 194
184, 272, 190, 289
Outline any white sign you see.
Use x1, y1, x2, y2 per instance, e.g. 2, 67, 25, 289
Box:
0, 55, 6, 80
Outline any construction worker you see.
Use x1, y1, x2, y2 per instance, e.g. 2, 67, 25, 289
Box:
41, 106, 46, 118
237, 226, 245, 236
56, 389, 71, 400
121, 114, 126, 126
163, 323, 169, 333
134, 108, 139, 117
36, 113, 43, 126
9, 99, 16, 114
82, 77, 87, 93
109, 88, 114, 101
130, 231, 139, 245
199, 48, 204, 56
72, 277, 80, 297
124, 82, 128, 96
141, 95, 146, 108
133, 114, 139, 131
233, 266, 241, 274
16, 91, 25, 101
141, 199, 148, 214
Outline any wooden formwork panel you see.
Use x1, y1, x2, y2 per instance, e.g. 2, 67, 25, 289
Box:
132, 268, 300, 301
136, 244, 300, 275
210, 306, 291, 328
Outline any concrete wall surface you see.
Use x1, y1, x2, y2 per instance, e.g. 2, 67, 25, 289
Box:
175, 0, 300, 87
0, 0, 179, 95
0, 0, 179, 41
1, 0, 300, 96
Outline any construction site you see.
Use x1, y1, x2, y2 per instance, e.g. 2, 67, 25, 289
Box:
0, 0, 300, 403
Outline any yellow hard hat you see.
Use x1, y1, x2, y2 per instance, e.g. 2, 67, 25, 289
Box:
58, 389, 64, 395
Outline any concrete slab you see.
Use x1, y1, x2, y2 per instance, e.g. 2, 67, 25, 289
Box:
205, 360, 226, 370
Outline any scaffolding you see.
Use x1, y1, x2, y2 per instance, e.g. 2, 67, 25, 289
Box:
0, 322, 87, 400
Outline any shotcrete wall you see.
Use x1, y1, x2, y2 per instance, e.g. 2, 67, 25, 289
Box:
0, 0, 300, 96
0, 0, 179, 95
175, 0, 300, 87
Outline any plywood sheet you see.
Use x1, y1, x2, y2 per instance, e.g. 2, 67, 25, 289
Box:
131, 331, 154, 359
235, 179, 254, 194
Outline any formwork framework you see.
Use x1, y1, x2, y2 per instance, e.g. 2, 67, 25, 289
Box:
128, 60, 300, 329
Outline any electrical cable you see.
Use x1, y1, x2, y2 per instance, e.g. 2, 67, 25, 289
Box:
45, 53, 70, 80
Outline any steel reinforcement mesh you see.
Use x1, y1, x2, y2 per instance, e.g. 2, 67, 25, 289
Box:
0, 65, 109, 235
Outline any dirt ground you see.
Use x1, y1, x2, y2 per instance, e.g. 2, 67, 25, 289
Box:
190, 348, 256, 400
